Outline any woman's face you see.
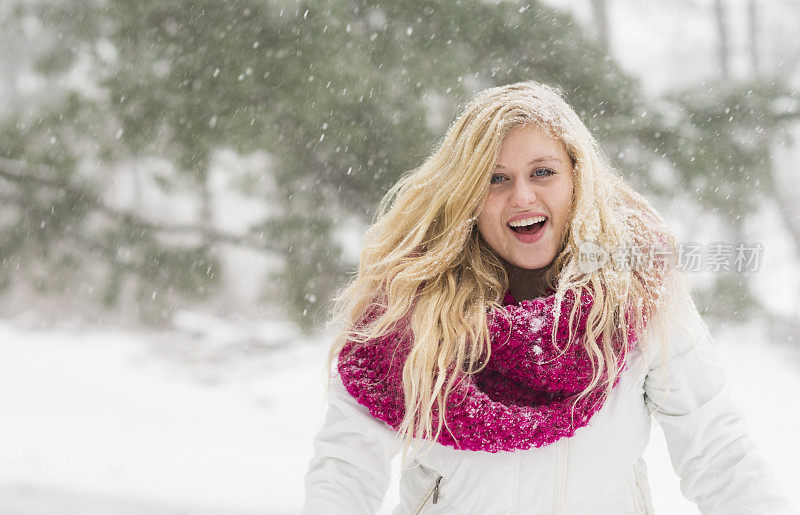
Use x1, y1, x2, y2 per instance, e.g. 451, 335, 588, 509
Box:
477, 126, 574, 270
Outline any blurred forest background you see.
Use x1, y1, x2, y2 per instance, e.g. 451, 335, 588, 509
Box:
2, 0, 800, 513
2, 0, 799, 334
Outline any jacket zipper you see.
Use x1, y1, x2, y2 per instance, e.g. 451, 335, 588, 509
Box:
554, 440, 569, 515
633, 468, 647, 515
413, 475, 442, 514
510, 452, 520, 514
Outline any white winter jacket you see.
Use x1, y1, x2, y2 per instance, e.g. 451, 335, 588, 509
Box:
303, 306, 794, 514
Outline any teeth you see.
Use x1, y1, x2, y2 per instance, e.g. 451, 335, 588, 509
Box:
508, 216, 547, 227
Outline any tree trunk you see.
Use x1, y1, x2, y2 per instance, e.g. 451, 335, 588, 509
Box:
714, 0, 730, 77
132, 161, 142, 211
748, 0, 760, 74
590, 0, 610, 55
771, 156, 800, 258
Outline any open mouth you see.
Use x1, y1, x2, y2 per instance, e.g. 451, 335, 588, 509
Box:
507, 217, 547, 234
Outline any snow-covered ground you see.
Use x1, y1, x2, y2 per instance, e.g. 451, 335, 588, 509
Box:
0, 316, 797, 514
0, 318, 320, 515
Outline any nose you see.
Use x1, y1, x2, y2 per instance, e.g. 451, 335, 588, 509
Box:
508, 180, 538, 208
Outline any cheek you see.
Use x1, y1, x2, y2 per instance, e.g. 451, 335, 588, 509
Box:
476, 215, 493, 241
556, 183, 573, 218
554, 186, 574, 234
565, 188, 574, 214
477, 196, 502, 234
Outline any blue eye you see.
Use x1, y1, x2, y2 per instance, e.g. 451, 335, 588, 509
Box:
533, 168, 555, 177
489, 174, 507, 185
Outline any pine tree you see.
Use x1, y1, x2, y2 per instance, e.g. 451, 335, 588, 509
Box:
5, 0, 784, 329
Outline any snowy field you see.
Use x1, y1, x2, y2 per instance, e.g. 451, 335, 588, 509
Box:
0, 316, 797, 514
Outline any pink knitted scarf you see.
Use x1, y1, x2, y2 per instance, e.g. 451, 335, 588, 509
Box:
337, 288, 638, 453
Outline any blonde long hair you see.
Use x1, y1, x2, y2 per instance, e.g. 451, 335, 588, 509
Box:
327, 81, 689, 456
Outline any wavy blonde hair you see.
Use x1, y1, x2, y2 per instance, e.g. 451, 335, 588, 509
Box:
326, 81, 690, 457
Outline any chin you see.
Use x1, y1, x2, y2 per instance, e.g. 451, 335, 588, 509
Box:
512, 254, 555, 270
517, 262, 550, 271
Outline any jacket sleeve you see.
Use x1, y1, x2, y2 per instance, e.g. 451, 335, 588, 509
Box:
303, 373, 401, 515
643, 305, 795, 514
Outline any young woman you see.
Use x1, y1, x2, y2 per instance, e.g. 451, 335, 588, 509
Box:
303, 82, 794, 514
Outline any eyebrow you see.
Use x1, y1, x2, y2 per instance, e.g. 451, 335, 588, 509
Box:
494, 157, 564, 169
